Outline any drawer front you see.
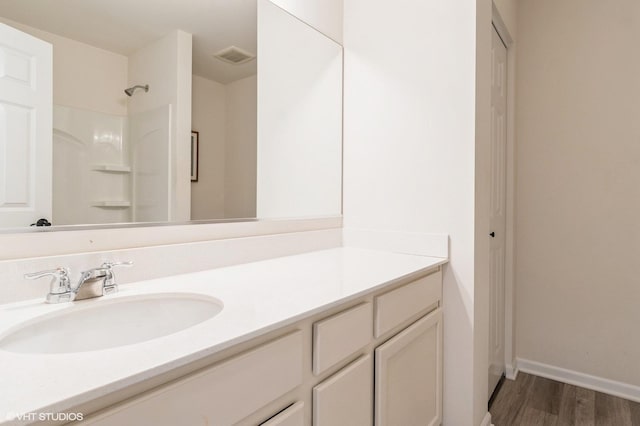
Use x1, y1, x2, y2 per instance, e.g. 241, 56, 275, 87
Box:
313, 302, 373, 375
83, 331, 303, 426
260, 402, 304, 426
374, 270, 441, 337
313, 354, 373, 425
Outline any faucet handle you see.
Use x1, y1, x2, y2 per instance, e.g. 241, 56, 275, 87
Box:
101, 261, 133, 269
100, 261, 133, 295
24, 267, 72, 303
24, 267, 69, 281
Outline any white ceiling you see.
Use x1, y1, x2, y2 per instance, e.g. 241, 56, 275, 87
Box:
0, 0, 257, 84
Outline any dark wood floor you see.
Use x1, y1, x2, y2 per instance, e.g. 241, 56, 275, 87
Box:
489, 372, 640, 426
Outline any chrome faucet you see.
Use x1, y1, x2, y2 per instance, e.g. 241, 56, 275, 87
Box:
25, 261, 133, 303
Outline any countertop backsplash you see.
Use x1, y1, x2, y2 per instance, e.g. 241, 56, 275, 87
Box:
0, 228, 342, 305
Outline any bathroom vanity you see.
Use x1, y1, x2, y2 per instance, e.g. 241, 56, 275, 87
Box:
0, 0, 450, 423
0, 248, 446, 425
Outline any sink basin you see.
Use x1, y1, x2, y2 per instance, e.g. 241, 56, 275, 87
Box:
0, 293, 223, 354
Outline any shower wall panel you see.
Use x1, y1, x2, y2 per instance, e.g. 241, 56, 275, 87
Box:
52, 105, 130, 225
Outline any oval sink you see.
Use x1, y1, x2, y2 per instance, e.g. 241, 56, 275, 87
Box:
0, 293, 223, 354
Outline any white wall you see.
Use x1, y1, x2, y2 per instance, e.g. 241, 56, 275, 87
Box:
191, 75, 227, 220
343, 0, 491, 423
268, 0, 343, 43
516, 0, 640, 388
128, 30, 192, 222
0, 18, 128, 117
225, 75, 257, 218
175, 31, 193, 222
190, 74, 256, 220
257, 0, 342, 219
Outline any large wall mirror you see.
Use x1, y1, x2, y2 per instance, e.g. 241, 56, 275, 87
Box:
0, 0, 342, 232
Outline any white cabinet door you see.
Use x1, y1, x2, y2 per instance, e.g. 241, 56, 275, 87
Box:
313, 354, 373, 426
375, 310, 442, 426
0, 23, 52, 227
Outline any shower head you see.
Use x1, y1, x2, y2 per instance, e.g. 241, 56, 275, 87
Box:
124, 84, 149, 97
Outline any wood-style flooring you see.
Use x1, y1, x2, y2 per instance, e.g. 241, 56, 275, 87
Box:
489, 373, 640, 426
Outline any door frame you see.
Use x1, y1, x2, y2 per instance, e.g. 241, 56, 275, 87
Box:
491, 4, 518, 381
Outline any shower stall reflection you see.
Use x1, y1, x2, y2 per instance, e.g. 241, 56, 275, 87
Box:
52, 104, 171, 226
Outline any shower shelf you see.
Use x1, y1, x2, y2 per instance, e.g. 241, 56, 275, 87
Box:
92, 164, 131, 173
91, 201, 131, 208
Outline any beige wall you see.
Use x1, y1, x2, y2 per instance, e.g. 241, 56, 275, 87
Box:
493, 0, 518, 37
0, 18, 128, 116
225, 75, 257, 218
516, 0, 640, 386
191, 75, 227, 220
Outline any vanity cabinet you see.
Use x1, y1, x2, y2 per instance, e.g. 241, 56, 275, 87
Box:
374, 310, 442, 426
78, 267, 443, 426
82, 332, 304, 426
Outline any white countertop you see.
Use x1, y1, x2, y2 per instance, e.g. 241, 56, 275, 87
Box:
0, 247, 446, 423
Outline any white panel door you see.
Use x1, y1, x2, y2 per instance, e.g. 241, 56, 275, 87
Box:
489, 26, 508, 397
0, 23, 52, 228
375, 310, 442, 426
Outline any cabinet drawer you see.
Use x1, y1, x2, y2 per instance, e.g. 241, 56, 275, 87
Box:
83, 331, 303, 426
313, 354, 373, 425
260, 402, 304, 426
313, 302, 373, 375
374, 270, 441, 337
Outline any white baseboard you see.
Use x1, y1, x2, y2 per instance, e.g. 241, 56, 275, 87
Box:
517, 358, 640, 403
505, 361, 519, 380
480, 411, 492, 426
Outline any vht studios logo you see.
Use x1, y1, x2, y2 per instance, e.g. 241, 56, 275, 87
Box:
5, 412, 84, 422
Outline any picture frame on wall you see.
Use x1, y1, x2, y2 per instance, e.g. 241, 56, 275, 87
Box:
191, 131, 199, 182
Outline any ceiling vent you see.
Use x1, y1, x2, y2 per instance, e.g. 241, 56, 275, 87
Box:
213, 46, 256, 65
